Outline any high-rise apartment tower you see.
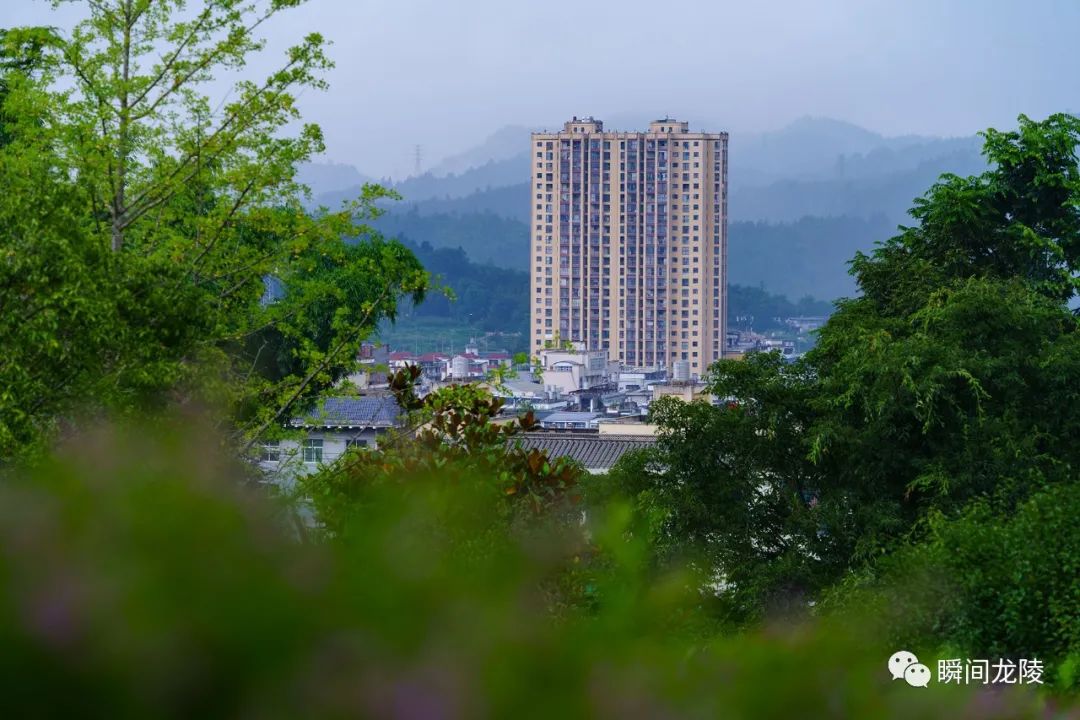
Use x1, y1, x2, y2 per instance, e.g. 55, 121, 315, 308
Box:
529, 117, 728, 378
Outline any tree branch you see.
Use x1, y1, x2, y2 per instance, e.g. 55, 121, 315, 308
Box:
239, 284, 394, 453
120, 55, 307, 227
126, 5, 214, 110
130, 9, 276, 123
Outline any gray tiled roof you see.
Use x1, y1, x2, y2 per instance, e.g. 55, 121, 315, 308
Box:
291, 396, 402, 428
513, 432, 655, 472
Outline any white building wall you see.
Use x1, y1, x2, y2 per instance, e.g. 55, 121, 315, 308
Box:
259, 428, 387, 486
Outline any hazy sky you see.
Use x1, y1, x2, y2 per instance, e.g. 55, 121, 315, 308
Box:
5, 0, 1079, 179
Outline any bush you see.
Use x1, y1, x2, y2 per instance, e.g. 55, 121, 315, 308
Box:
0, 419, 1059, 717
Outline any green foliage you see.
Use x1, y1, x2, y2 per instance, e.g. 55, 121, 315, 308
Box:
375, 208, 530, 268
543, 332, 574, 350
0, 420, 1054, 717
829, 482, 1080, 691
606, 353, 835, 624
607, 114, 1080, 672
0, 26, 55, 147
0, 135, 116, 456
3, 5, 1079, 710
0, 2, 427, 458
853, 113, 1080, 313
811, 278, 1080, 546
394, 238, 529, 336
803, 113, 1080, 572
304, 368, 582, 538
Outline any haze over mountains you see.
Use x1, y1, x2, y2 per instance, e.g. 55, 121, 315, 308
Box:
309, 116, 988, 308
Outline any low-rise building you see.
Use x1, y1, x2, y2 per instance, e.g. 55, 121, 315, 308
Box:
513, 432, 656, 474
387, 343, 514, 384
260, 396, 403, 481
785, 316, 828, 334
652, 381, 713, 404
347, 342, 391, 389
725, 330, 797, 356
596, 419, 658, 437
537, 342, 617, 395
482, 377, 570, 412
537, 411, 604, 431
617, 368, 667, 392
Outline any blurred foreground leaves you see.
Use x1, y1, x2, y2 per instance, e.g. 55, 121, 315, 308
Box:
0, 420, 1060, 719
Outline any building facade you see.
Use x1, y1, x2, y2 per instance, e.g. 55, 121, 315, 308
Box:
259, 396, 402, 484
537, 341, 616, 396
530, 117, 728, 379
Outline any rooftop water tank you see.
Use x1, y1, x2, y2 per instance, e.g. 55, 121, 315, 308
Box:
451, 356, 469, 379
672, 360, 691, 383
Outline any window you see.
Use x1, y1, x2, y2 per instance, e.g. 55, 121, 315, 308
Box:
345, 438, 368, 450
303, 438, 323, 464
260, 440, 280, 462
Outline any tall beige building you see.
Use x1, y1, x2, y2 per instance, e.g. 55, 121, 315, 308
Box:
530, 117, 728, 379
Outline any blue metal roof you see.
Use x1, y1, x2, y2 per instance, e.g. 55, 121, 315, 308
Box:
291, 396, 402, 428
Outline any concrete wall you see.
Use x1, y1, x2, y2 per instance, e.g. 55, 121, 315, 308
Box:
259, 428, 387, 485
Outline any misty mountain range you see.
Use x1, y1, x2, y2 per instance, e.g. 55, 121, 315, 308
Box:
305, 116, 988, 305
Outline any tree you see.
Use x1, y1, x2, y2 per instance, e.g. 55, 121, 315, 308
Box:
852, 113, 1080, 313
810, 114, 1080, 551
0, 27, 54, 147
607, 114, 1080, 631
829, 482, 1080, 690
0, 114, 118, 458
604, 352, 834, 623
0, 2, 428, 458
304, 368, 583, 540
51, 0, 327, 253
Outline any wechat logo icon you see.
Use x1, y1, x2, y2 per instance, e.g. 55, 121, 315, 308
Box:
889, 650, 931, 688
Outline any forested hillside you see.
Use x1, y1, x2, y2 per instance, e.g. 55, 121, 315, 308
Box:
314, 118, 985, 226
318, 155, 529, 210
372, 208, 530, 268
308, 118, 986, 312
371, 208, 894, 303
727, 116, 982, 184
396, 240, 529, 333
373, 234, 837, 349
729, 215, 897, 300
346, 146, 982, 228
393, 183, 527, 222
729, 149, 986, 223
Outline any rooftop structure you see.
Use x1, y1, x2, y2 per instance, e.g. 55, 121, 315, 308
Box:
290, 396, 402, 430
514, 432, 656, 474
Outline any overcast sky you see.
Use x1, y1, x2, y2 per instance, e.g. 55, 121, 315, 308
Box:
5, 0, 1079, 179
